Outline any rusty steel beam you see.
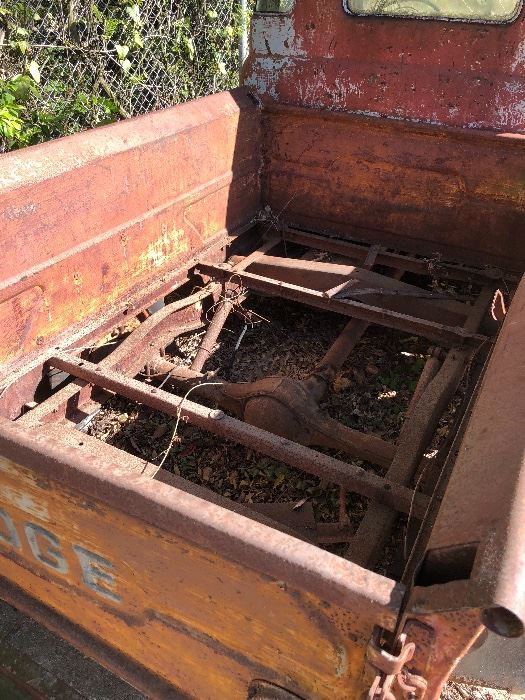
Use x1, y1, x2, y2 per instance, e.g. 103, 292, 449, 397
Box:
246, 255, 468, 327
196, 262, 486, 348
104, 285, 215, 374
310, 267, 405, 383
190, 295, 232, 372
347, 349, 470, 568
282, 228, 517, 283
48, 351, 430, 518
404, 348, 443, 420
314, 319, 370, 379
190, 238, 282, 372
315, 523, 354, 545
317, 248, 399, 533
17, 287, 217, 429
346, 287, 496, 569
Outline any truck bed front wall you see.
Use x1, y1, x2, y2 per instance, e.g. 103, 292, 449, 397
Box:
0, 419, 406, 699
262, 105, 525, 272
0, 89, 261, 367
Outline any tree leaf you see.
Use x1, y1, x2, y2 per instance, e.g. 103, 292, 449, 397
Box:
28, 60, 40, 83
183, 36, 195, 60
120, 58, 132, 74
16, 40, 27, 55
274, 473, 285, 487
126, 4, 140, 23
115, 44, 129, 60
91, 4, 105, 23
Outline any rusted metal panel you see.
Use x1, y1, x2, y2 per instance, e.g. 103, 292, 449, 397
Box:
0, 418, 403, 699
415, 275, 525, 638
0, 89, 261, 367
244, 3, 525, 132
260, 105, 525, 271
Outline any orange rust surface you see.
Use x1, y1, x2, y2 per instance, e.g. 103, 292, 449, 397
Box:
0, 454, 379, 699
0, 89, 261, 366
262, 106, 525, 271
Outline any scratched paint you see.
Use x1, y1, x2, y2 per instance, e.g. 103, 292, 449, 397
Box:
0, 504, 121, 602
139, 225, 189, 270
0, 485, 49, 521
512, 37, 525, 71
0, 457, 371, 699
251, 16, 306, 57
244, 2, 525, 132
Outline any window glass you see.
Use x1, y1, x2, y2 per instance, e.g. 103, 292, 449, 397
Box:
344, 0, 521, 22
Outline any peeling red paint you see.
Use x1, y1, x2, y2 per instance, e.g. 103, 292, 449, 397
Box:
244, 1, 525, 131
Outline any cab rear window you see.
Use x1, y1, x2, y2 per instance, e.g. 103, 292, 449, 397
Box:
344, 0, 521, 22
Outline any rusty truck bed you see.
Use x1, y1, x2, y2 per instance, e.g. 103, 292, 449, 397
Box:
1, 2, 525, 697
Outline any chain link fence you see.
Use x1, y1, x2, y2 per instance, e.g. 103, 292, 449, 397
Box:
0, 0, 246, 152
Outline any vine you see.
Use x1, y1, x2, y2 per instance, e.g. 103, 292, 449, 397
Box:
0, 0, 249, 151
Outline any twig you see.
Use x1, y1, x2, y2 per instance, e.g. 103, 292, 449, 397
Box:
98, 75, 131, 119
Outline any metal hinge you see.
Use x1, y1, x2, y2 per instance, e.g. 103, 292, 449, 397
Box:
366, 627, 428, 700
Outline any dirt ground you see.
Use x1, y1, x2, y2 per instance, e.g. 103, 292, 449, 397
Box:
442, 684, 515, 699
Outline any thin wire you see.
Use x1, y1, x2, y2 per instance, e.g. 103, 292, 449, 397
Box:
146, 381, 224, 478
403, 466, 428, 562
234, 325, 248, 351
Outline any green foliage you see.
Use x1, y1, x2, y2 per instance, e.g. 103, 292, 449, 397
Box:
0, 0, 247, 152
0, 70, 121, 150
0, 74, 39, 148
